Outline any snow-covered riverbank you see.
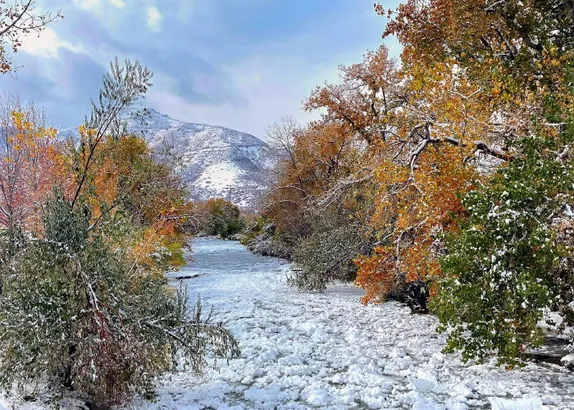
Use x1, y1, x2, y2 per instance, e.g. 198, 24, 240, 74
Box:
2, 238, 573, 409
139, 239, 574, 410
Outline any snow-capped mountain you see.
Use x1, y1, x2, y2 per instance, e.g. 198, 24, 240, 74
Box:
127, 109, 274, 210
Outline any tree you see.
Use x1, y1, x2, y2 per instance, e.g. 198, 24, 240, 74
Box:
0, 0, 62, 73
70, 58, 153, 210
0, 60, 239, 406
354, 0, 574, 304
263, 116, 366, 251
305, 45, 403, 147
0, 194, 239, 405
375, 0, 574, 363
301, 45, 490, 302
378, 0, 574, 142
432, 123, 574, 366
196, 198, 244, 238
0, 95, 68, 232
87, 134, 191, 270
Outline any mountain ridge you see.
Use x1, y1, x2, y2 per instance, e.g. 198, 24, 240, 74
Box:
127, 108, 273, 210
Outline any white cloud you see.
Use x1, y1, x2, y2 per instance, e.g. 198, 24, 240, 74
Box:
147, 7, 163, 32
147, 55, 333, 139
72, 0, 101, 11
109, 0, 126, 8
20, 27, 85, 59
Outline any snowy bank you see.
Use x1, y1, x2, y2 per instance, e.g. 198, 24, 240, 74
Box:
3, 238, 573, 409
137, 239, 574, 410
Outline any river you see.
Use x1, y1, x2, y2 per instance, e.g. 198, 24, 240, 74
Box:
139, 238, 574, 410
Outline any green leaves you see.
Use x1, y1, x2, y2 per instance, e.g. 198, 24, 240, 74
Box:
432, 126, 574, 366
0, 193, 239, 406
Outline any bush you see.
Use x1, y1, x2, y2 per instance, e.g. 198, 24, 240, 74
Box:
0, 194, 239, 406
290, 203, 373, 291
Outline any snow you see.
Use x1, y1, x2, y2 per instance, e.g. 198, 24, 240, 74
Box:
3, 238, 574, 409
489, 397, 543, 410
135, 239, 574, 410
195, 162, 243, 191
126, 109, 273, 209
561, 354, 574, 369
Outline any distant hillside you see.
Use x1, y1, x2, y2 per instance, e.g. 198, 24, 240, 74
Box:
127, 109, 274, 210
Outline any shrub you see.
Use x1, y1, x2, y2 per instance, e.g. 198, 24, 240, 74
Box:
0, 194, 239, 406
290, 203, 373, 291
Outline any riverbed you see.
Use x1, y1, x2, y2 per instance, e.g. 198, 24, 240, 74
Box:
138, 238, 574, 409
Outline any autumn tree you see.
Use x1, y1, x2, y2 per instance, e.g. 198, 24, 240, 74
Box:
353, 0, 574, 303
194, 198, 244, 239
375, 0, 574, 363
264, 69, 381, 285
0, 95, 68, 233
70, 58, 153, 209
0, 60, 239, 406
283, 45, 488, 299
378, 0, 574, 140
264, 114, 366, 243
353, 54, 494, 302
87, 134, 191, 270
0, 0, 62, 73
305, 45, 403, 147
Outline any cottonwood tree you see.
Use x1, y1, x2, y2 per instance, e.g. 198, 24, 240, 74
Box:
354, 0, 574, 303
0, 95, 67, 233
375, 0, 574, 364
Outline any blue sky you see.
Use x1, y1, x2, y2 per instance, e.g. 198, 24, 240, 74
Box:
0, 0, 400, 138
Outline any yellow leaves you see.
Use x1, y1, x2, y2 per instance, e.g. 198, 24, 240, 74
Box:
78, 124, 97, 139
357, 138, 478, 303
0, 111, 71, 231
10, 110, 24, 127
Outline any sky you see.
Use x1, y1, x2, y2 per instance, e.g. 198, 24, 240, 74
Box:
0, 0, 400, 139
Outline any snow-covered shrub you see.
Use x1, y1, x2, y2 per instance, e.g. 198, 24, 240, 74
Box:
0, 194, 239, 406
290, 203, 373, 291
432, 125, 574, 366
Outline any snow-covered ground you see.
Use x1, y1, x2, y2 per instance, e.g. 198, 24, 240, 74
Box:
3, 238, 573, 409
142, 239, 574, 410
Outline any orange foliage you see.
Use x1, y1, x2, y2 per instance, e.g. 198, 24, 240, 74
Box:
0, 111, 71, 231
343, 0, 574, 302
290, 45, 488, 303
356, 145, 476, 303
81, 133, 190, 269
264, 119, 364, 239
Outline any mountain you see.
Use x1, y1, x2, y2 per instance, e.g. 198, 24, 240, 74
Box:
127, 109, 274, 210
